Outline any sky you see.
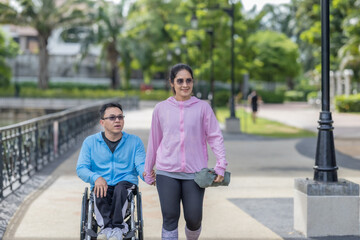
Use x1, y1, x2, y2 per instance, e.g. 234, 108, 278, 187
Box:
241, 0, 291, 11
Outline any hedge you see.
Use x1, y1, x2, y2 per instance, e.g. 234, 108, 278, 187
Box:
335, 94, 360, 112
0, 85, 172, 100
256, 90, 285, 103
214, 90, 231, 107
284, 90, 306, 102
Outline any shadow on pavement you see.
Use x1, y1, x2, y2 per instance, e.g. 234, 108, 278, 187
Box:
229, 198, 359, 240
295, 138, 360, 170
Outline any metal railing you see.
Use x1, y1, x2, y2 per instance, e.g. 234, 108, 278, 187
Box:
0, 97, 138, 199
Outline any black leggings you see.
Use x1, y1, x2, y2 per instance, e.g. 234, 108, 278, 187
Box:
156, 174, 205, 231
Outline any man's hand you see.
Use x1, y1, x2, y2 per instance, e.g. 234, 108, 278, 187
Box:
213, 174, 224, 183
94, 177, 108, 198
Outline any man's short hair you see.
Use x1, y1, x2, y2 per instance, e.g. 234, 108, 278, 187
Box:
99, 102, 123, 119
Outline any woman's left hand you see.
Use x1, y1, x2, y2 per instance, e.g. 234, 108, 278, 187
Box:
213, 174, 224, 183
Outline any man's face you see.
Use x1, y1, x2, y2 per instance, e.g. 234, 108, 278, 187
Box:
100, 107, 124, 135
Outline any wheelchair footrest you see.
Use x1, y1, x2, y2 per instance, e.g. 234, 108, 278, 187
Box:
85, 228, 98, 238
124, 230, 135, 238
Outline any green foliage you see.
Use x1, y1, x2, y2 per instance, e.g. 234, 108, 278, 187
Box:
0, 85, 15, 96
256, 89, 285, 103
335, 94, 360, 112
296, 0, 350, 72
284, 90, 305, 102
0, 0, 89, 89
17, 81, 109, 90
335, 0, 360, 82
0, 30, 19, 87
216, 107, 316, 138
71, 0, 130, 89
2, 0, 360, 93
248, 30, 300, 83
307, 91, 320, 102
48, 82, 109, 90
138, 89, 171, 101
0, 83, 172, 101
214, 90, 230, 107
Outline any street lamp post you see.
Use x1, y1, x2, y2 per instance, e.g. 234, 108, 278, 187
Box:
190, 14, 215, 109
191, 3, 240, 131
224, 1, 240, 132
207, 29, 215, 110
295, 1, 359, 236
313, 0, 338, 182
225, 3, 236, 118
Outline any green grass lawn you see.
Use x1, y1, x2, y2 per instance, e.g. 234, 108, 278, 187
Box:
216, 107, 316, 138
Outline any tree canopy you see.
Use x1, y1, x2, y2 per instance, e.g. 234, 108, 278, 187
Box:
2, 0, 360, 90
0, 30, 19, 88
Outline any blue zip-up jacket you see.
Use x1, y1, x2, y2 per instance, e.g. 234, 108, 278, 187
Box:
76, 131, 145, 190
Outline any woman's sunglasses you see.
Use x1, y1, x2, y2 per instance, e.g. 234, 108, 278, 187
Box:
176, 78, 193, 85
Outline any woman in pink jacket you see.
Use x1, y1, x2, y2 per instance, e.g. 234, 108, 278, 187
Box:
144, 63, 228, 240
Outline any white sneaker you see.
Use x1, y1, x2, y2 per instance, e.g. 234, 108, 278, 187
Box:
109, 227, 123, 240
97, 227, 112, 240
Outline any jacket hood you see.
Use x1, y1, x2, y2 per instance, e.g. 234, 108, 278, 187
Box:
167, 96, 200, 108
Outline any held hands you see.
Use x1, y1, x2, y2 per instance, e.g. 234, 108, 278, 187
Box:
94, 177, 108, 198
213, 174, 224, 183
143, 170, 156, 186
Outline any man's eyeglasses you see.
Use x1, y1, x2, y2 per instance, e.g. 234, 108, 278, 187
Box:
176, 78, 193, 85
102, 115, 125, 121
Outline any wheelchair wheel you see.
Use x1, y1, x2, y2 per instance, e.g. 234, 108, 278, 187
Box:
136, 192, 144, 240
80, 187, 89, 240
86, 193, 98, 240
80, 188, 98, 240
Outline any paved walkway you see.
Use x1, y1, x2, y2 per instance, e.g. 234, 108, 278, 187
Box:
256, 102, 360, 139
255, 102, 360, 159
1, 102, 360, 240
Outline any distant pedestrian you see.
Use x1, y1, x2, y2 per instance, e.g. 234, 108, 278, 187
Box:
248, 90, 261, 123
144, 63, 228, 240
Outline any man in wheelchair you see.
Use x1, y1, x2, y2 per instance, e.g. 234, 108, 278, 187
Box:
77, 102, 152, 240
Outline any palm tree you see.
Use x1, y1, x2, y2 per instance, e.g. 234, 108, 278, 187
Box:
0, 0, 86, 89
337, 0, 360, 81
73, 0, 130, 89
0, 30, 19, 88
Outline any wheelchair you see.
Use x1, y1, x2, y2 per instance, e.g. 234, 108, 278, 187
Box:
80, 186, 144, 240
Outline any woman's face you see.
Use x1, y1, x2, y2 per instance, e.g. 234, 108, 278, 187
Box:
171, 69, 193, 101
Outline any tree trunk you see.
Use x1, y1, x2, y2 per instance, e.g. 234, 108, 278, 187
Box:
38, 35, 49, 89
286, 77, 295, 90
111, 63, 119, 89
143, 70, 151, 84
122, 63, 131, 89
108, 42, 120, 89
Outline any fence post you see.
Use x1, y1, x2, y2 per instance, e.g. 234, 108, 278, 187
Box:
48, 124, 51, 162
35, 122, 39, 171
17, 127, 23, 184
0, 132, 3, 199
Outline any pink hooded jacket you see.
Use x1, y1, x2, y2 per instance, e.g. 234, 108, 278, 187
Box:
144, 96, 227, 184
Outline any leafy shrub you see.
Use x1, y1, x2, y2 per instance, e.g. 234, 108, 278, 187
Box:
256, 90, 285, 103
0, 85, 15, 97
307, 91, 320, 101
215, 91, 230, 107
138, 89, 171, 100
18, 81, 109, 90
335, 94, 360, 112
49, 82, 109, 90
284, 90, 306, 102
